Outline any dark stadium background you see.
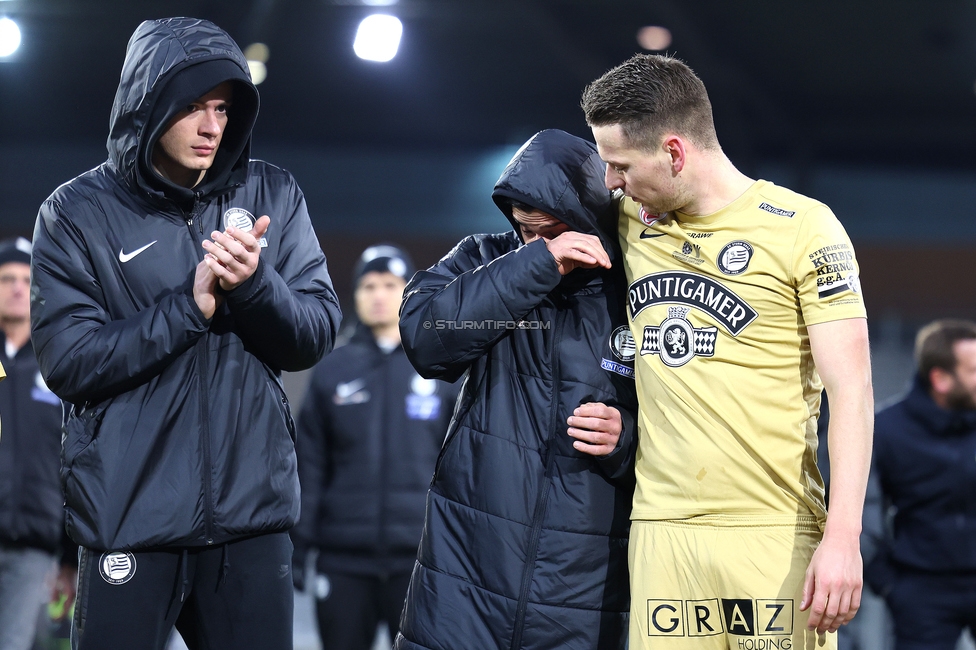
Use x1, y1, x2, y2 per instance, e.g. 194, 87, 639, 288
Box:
1, 4, 974, 646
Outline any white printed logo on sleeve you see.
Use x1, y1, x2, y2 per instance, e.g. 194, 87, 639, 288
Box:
98, 552, 137, 585
601, 326, 636, 378
406, 375, 441, 420
223, 208, 268, 248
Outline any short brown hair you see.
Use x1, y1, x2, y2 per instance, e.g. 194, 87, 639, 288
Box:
581, 54, 719, 151
914, 319, 976, 389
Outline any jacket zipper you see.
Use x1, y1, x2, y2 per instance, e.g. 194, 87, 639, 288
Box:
185, 191, 205, 235
186, 196, 216, 544
510, 307, 562, 650
198, 342, 215, 544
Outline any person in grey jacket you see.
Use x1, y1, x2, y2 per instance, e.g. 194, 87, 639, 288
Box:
29, 17, 341, 650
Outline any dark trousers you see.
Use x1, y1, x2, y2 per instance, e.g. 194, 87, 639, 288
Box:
313, 571, 411, 650
72, 532, 294, 650
886, 566, 976, 650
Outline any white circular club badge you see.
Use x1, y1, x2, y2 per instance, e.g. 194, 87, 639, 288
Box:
610, 326, 636, 362
717, 241, 754, 275
223, 207, 255, 233
98, 552, 137, 585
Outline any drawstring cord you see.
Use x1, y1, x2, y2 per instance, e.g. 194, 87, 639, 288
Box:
165, 548, 190, 620
217, 543, 230, 589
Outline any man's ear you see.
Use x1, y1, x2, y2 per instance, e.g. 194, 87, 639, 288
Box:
930, 367, 955, 396
662, 135, 686, 173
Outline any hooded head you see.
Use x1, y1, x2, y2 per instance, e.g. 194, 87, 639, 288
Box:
491, 129, 616, 261
107, 18, 259, 205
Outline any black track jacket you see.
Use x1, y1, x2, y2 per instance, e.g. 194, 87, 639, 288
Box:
395, 130, 638, 650
0, 336, 64, 554
29, 18, 341, 551
293, 326, 458, 577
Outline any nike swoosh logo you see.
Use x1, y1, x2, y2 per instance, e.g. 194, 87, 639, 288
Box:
336, 379, 366, 399
639, 229, 666, 239
118, 241, 158, 263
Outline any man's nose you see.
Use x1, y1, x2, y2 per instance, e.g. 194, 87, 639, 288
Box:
604, 166, 623, 190
200, 110, 223, 136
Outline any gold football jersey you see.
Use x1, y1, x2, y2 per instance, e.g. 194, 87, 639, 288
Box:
619, 180, 866, 526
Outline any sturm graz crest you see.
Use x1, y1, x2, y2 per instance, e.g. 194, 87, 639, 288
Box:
640, 306, 718, 367
98, 551, 137, 585
610, 326, 636, 362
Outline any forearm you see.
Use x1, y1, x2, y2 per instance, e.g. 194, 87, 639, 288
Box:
823, 387, 873, 542
226, 259, 342, 371
401, 239, 560, 378
811, 319, 874, 542
34, 289, 209, 404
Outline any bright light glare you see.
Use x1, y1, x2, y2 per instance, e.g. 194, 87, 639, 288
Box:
0, 17, 21, 57
244, 42, 269, 63
637, 25, 672, 51
353, 14, 402, 62
247, 60, 267, 85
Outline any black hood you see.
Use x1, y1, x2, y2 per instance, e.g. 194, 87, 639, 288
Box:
106, 17, 259, 205
491, 129, 616, 262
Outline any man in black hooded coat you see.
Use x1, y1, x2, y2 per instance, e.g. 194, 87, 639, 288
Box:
395, 129, 638, 650
29, 17, 341, 650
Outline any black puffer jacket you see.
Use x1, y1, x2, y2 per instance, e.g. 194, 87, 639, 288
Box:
29, 17, 341, 551
395, 130, 637, 650
292, 325, 458, 577
0, 336, 64, 554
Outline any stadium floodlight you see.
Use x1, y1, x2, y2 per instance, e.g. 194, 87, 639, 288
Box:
0, 17, 21, 57
353, 14, 402, 62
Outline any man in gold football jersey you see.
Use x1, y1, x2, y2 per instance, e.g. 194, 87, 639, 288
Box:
582, 54, 873, 649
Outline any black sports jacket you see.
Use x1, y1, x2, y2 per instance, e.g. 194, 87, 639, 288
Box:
395, 130, 638, 650
0, 336, 64, 554
292, 325, 458, 577
29, 17, 341, 551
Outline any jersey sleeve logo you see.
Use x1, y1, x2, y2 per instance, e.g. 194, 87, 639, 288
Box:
602, 326, 637, 378
808, 244, 859, 299
640, 307, 717, 367
628, 271, 758, 336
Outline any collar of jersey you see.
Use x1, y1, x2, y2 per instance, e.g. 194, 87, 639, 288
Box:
673, 179, 768, 227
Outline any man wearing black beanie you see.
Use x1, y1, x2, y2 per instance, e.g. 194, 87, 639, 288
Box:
0, 236, 75, 650
29, 17, 341, 650
292, 244, 458, 650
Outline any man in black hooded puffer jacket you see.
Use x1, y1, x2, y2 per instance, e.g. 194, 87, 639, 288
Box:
395, 129, 638, 650
29, 17, 341, 650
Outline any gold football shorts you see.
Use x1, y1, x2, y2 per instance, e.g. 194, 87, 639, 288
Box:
629, 516, 836, 650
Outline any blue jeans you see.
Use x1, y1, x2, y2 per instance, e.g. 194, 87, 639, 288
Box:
0, 544, 56, 650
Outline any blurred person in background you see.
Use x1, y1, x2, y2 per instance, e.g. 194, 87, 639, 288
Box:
29, 17, 340, 650
867, 319, 976, 650
0, 237, 74, 650
394, 129, 638, 650
292, 244, 458, 650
